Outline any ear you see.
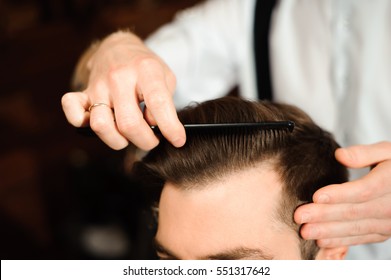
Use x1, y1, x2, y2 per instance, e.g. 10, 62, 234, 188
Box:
315, 246, 348, 260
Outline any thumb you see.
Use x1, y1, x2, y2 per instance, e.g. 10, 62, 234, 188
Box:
61, 91, 90, 127
336, 142, 391, 169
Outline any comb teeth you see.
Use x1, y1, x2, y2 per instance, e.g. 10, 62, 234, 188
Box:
150, 121, 295, 134
77, 121, 295, 138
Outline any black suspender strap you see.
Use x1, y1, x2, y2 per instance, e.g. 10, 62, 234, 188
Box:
253, 0, 276, 100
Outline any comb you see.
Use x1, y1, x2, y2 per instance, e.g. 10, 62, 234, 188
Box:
77, 121, 294, 137
151, 121, 294, 134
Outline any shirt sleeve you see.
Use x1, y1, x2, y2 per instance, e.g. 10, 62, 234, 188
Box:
145, 0, 256, 108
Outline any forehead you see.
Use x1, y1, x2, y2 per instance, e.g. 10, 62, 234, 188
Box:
156, 164, 299, 259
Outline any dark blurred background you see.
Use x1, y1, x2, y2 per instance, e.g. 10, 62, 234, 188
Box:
0, 0, 199, 259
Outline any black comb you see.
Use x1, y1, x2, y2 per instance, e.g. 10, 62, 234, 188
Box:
151, 121, 295, 134
77, 121, 294, 137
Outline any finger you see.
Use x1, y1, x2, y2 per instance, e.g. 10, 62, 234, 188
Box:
138, 59, 186, 148
336, 142, 391, 168
109, 66, 160, 151
144, 106, 157, 126
317, 234, 389, 248
89, 104, 129, 150
61, 91, 90, 127
312, 160, 391, 204
299, 219, 391, 240
295, 195, 391, 224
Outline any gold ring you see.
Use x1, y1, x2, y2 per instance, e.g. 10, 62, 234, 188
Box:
88, 103, 111, 112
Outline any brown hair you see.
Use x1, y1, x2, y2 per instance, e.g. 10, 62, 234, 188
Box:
132, 96, 348, 259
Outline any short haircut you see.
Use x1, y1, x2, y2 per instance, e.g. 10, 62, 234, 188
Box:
132, 96, 348, 259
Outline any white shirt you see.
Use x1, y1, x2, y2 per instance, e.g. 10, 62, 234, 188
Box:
146, 0, 391, 259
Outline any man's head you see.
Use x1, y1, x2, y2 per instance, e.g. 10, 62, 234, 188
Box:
133, 97, 348, 260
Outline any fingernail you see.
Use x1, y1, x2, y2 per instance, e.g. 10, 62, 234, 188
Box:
301, 212, 311, 223
172, 137, 186, 147
317, 194, 330, 203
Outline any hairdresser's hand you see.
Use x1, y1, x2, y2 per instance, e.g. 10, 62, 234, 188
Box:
294, 141, 391, 248
61, 31, 186, 150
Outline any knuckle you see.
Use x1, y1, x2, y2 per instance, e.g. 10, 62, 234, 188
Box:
90, 116, 111, 133
91, 79, 109, 94
138, 56, 161, 71
147, 91, 168, 109
351, 222, 364, 235
116, 115, 143, 134
108, 66, 126, 83
345, 204, 360, 220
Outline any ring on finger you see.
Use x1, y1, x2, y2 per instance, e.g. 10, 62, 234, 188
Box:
88, 103, 111, 112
